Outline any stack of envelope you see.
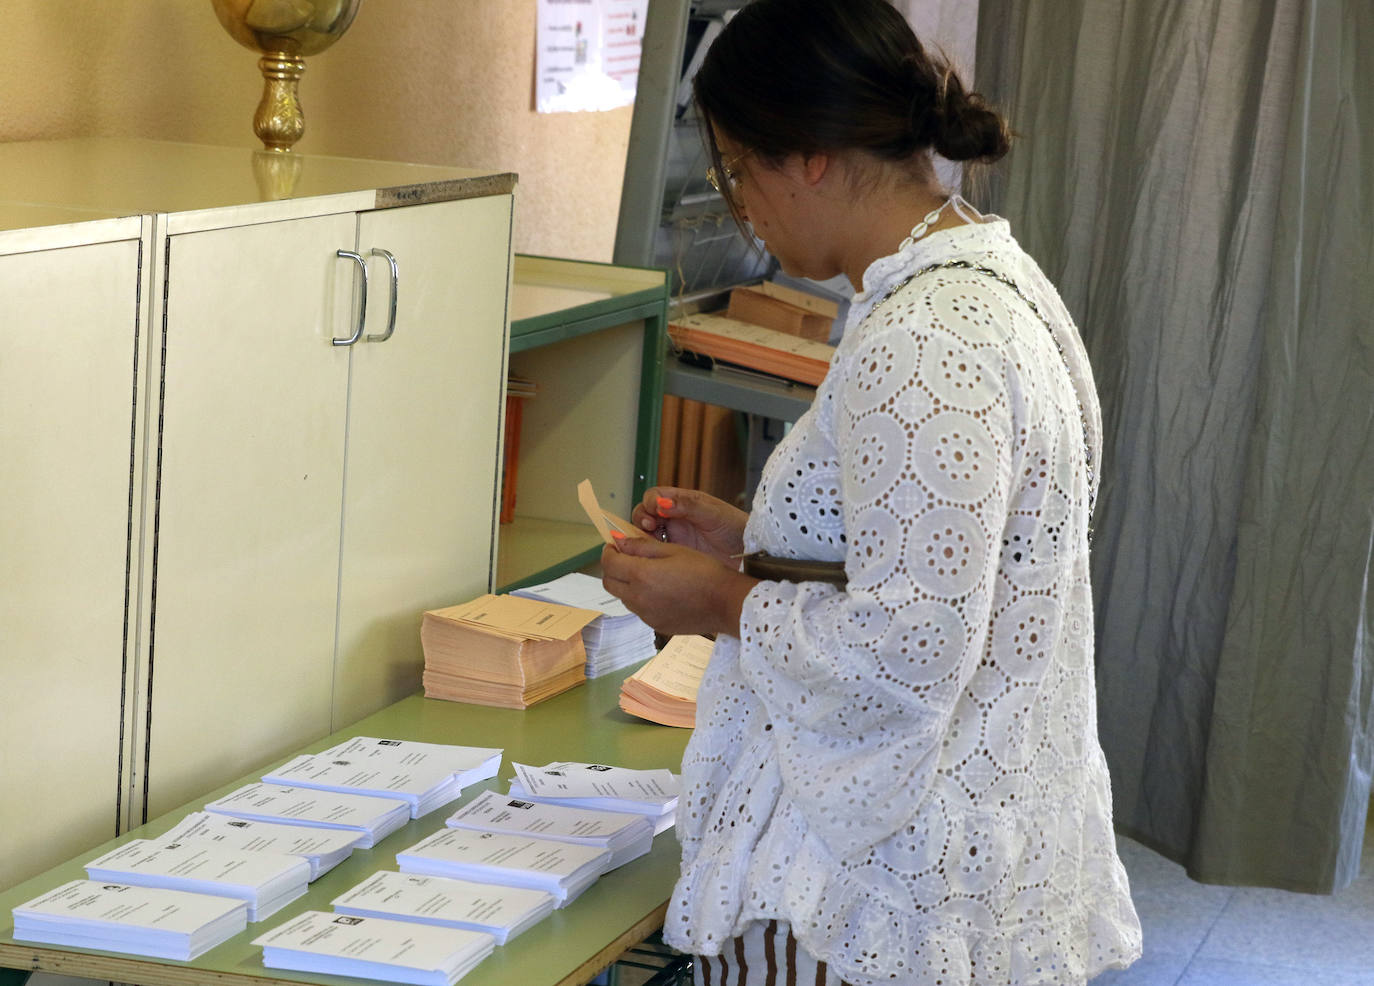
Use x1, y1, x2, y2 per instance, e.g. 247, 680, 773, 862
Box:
421, 594, 601, 709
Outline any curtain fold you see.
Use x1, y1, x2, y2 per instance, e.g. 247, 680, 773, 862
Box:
975, 0, 1373, 892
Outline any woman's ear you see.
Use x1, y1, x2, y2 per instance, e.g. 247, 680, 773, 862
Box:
800, 152, 831, 186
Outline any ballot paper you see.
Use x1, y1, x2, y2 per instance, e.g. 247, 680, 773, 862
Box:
204, 783, 411, 849
255, 910, 494, 986
396, 828, 612, 907
446, 790, 653, 871
160, 811, 364, 881
263, 737, 503, 818
510, 572, 656, 678
331, 870, 555, 945
11, 879, 248, 961
83, 839, 309, 922
508, 762, 680, 834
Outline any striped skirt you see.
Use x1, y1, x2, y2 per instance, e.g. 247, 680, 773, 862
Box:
694, 921, 849, 986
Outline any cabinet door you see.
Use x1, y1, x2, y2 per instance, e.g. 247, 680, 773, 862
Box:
142, 211, 356, 819
332, 194, 513, 726
0, 224, 146, 888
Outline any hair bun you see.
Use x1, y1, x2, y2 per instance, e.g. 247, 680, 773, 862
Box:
928, 69, 1012, 163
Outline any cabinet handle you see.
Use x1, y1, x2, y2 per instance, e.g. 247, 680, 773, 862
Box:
333, 249, 368, 347
364, 248, 399, 342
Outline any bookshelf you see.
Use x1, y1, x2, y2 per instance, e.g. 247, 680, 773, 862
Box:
497, 255, 668, 591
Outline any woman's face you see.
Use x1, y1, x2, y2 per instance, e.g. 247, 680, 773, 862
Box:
716, 134, 837, 282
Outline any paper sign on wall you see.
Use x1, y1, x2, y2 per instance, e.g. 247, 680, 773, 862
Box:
536, 0, 649, 113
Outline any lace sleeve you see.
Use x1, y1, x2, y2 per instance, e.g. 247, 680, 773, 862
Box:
736, 297, 1019, 861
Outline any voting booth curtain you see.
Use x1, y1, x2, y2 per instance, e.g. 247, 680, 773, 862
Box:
975, 0, 1374, 892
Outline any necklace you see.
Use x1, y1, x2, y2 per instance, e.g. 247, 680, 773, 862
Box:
896, 196, 954, 252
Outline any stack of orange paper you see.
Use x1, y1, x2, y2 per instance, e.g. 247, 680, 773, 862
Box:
422, 594, 602, 709
618, 634, 715, 728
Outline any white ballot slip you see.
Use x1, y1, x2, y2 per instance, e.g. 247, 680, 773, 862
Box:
331, 870, 555, 945
83, 840, 308, 923
511, 572, 656, 678
11, 879, 247, 961
204, 783, 411, 848
395, 828, 611, 907
255, 910, 494, 986
263, 737, 503, 819
161, 811, 364, 881
508, 762, 679, 834
447, 790, 653, 871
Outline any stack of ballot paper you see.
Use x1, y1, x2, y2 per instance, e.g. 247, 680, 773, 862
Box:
446, 790, 654, 871
263, 737, 503, 818
618, 633, 715, 728
396, 828, 612, 907
83, 840, 309, 922
508, 762, 680, 835
204, 783, 411, 849
11, 880, 248, 961
510, 572, 656, 677
420, 594, 601, 709
256, 910, 494, 986
160, 812, 364, 881
331, 870, 555, 945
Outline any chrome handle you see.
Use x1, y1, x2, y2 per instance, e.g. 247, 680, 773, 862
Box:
332, 249, 368, 347
364, 248, 399, 342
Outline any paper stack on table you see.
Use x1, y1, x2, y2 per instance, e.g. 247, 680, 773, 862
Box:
446, 790, 653, 871
395, 828, 612, 907
263, 737, 503, 818
331, 870, 555, 945
11, 879, 248, 961
618, 633, 715, 728
420, 594, 601, 709
159, 811, 364, 881
508, 762, 680, 835
256, 910, 494, 986
204, 782, 411, 849
83, 839, 309, 922
510, 572, 656, 678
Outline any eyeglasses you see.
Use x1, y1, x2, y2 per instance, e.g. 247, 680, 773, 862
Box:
706, 152, 749, 195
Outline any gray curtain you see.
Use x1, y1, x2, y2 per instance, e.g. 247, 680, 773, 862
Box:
973, 0, 1373, 892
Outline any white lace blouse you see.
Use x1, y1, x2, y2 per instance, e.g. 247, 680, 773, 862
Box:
663, 218, 1142, 985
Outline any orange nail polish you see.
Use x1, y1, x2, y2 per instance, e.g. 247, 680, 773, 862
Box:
657, 496, 674, 513
610, 530, 626, 541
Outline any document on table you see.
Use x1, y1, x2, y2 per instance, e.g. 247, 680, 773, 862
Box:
511, 761, 679, 801
83, 839, 309, 922
160, 811, 364, 880
263, 737, 502, 818
11, 879, 247, 961
255, 910, 494, 986
446, 790, 653, 870
396, 828, 612, 906
331, 870, 555, 945
204, 782, 412, 848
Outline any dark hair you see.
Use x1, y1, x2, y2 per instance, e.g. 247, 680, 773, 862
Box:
694, 0, 1010, 178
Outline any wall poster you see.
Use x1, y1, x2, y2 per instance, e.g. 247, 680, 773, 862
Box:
536, 0, 649, 113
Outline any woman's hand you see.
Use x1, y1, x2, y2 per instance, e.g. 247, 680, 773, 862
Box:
601, 537, 758, 638
630, 486, 748, 566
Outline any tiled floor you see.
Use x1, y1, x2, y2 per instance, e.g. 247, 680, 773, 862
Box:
24, 826, 1374, 986
1092, 824, 1374, 985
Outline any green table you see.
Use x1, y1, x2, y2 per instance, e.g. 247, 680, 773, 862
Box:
0, 670, 691, 986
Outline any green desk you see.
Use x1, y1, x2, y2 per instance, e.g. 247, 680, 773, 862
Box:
0, 670, 690, 986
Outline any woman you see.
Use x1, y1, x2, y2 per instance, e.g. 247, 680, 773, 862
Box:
601, 1, 1141, 983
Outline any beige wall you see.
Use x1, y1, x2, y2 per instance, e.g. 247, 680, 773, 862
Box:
0, 0, 633, 261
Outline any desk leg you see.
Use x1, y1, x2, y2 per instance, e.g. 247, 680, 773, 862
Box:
0, 970, 31, 986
